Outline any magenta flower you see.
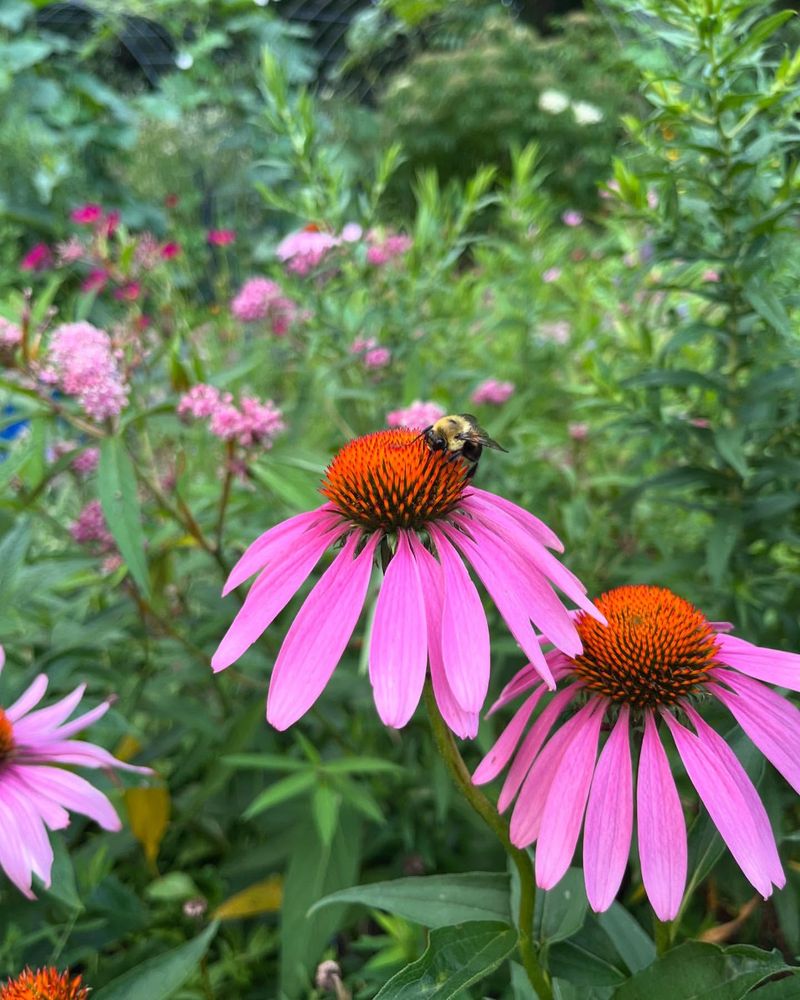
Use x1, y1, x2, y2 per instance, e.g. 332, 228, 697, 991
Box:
113, 281, 141, 302
276, 227, 340, 276
161, 241, 181, 259
386, 401, 446, 430
178, 384, 285, 449
212, 429, 602, 734
20, 243, 53, 272
230, 277, 298, 335
471, 379, 515, 406
81, 269, 108, 294
178, 384, 225, 420
70, 203, 104, 225
71, 447, 100, 476
366, 232, 412, 267
0, 646, 150, 897
207, 229, 236, 246
43, 322, 128, 422
474, 585, 799, 920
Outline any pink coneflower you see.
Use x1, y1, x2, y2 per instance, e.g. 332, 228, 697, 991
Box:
212, 429, 602, 734
70, 203, 103, 225
0, 647, 149, 898
276, 227, 340, 276
386, 401, 446, 430
20, 243, 53, 272
474, 585, 799, 920
471, 380, 515, 406
207, 229, 236, 246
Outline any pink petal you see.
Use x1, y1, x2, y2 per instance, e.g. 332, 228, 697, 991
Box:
222, 505, 339, 595
637, 711, 686, 921
6, 769, 69, 829
11, 684, 87, 740
267, 533, 378, 730
212, 520, 346, 672
472, 689, 546, 785
16, 765, 121, 830
710, 621, 734, 633
441, 524, 555, 688
427, 525, 490, 714
411, 535, 478, 739
535, 700, 606, 890
488, 652, 571, 715
49, 699, 111, 740
5, 674, 49, 722
583, 707, 633, 912
709, 670, 800, 793
0, 799, 36, 897
715, 634, 800, 692
463, 488, 563, 552
369, 531, 427, 728
0, 645, 4, 673
29, 739, 151, 774
498, 683, 581, 812
0, 780, 53, 884
663, 710, 783, 898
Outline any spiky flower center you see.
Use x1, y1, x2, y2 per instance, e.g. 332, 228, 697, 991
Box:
0, 709, 14, 764
0, 968, 89, 1000
321, 428, 469, 532
571, 585, 719, 708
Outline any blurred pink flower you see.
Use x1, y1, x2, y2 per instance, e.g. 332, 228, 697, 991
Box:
277, 227, 340, 276
561, 211, 583, 227
20, 243, 53, 272
568, 422, 589, 440
0, 317, 22, 356
207, 229, 236, 246
70, 499, 114, 549
230, 278, 298, 336
161, 241, 181, 259
471, 380, 514, 406
474, 585, 799, 919
179, 385, 285, 449
113, 282, 141, 302
365, 347, 391, 369
102, 211, 120, 238
164, 193, 179, 209
70, 203, 104, 225
178, 384, 225, 419
690, 417, 711, 429
542, 267, 562, 284
366, 232, 412, 267
81, 269, 108, 294
647, 189, 659, 209
702, 269, 720, 283
55, 237, 86, 266
0, 648, 150, 898
538, 321, 571, 344
212, 429, 602, 733
341, 222, 363, 242
386, 401, 446, 430
44, 322, 128, 421
72, 448, 100, 476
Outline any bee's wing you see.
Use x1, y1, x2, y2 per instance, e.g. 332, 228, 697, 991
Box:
482, 435, 508, 453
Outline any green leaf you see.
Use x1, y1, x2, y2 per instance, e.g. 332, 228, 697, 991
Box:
92, 922, 218, 1000
597, 904, 656, 974
706, 511, 741, 586
613, 942, 791, 1000
308, 872, 512, 928
749, 974, 800, 998
39, 836, 83, 913
243, 770, 316, 819
535, 867, 588, 945
312, 784, 341, 847
550, 916, 629, 988
98, 437, 151, 597
743, 281, 792, 337
374, 922, 518, 1000
714, 428, 749, 479
0, 517, 31, 597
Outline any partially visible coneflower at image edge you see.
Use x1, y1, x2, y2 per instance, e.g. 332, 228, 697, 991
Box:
213, 428, 604, 735
0, 967, 88, 1000
474, 584, 800, 920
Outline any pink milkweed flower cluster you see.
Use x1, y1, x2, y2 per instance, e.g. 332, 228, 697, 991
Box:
71, 447, 100, 476
56, 237, 86, 266
471, 380, 515, 406
0, 644, 150, 898
561, 211, 584, 227
276, 227, 342, 276
178, 384, 285, 449
386, 400, 446, 430
366, 231, 412, 267
0, 317, 22, 359
20, 243, 53, 272
70, 500, 114, 551
207, 229, 236, 246
474, 584, 800, 920
40, 322, 128, 422
230, 278, 298, 335
351, 337, 391, 370
212, 427, 604, 735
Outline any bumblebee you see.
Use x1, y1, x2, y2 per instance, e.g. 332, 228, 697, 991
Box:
417, 413, 507, 478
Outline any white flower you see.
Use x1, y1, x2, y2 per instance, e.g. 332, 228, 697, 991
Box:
571, 100, 604, 125
538, 89, 570, 115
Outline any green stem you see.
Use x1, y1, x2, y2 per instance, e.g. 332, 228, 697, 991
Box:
423, 682, 552, 999
653, 917, 672, 956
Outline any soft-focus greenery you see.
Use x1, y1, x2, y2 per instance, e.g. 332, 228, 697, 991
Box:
0, 0, 799, 996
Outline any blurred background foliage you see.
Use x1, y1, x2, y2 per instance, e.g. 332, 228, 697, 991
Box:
0, 0, 799, 996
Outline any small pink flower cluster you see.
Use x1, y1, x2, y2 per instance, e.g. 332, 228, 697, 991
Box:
351, 337, 391, 370
178, 384, 285, 449
0, 317, 22, 358
542, 267, 562, 284
366, 232, 412, 267
207, 229, 236, 246
538, 320, 571, 345
70, 499, 114, 549
471, 379, 515, 406
42, 322, 128, 421
72, 447, 101, 475
230, 278, 298, 335
561, 210, 584, 227
277, 228, 341, 276
386, 400, 446, 429
20, 243, 53, 272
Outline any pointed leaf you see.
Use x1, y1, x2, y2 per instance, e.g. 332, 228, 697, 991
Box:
99, 436, 150, 597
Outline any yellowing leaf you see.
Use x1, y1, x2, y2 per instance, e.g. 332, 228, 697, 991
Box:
115, 734, 143, 762
125, 785, 171, 867
213, 875, 283, 920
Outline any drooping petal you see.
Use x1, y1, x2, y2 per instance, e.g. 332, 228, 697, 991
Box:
441, 524, 555, 688
472, 689, 546, 786
411, 535, 479, 739
267, 533, 379, 730
583, 707, 633, 913
498, 684, 581, 813
222, 505, 340, 595
637, 711, 686, 922
535, 700, 606, 890
11, 684, 87, 740
6, 770, 69, 830
709, 670, 800, 793
715, 634, 800, 692
212, 520, 347, 672
369, 531, 427, 728
5, 674, 49, 723
29, 739, 151, 773
663, 711, 783, 898
48, 699, 111, 740
0, 799, 35, 897
0, 645, 4, 673
427, 525, 490, 714
488, 652, 572, 715
509, 696, 595, 846
0, 780, 54, 885
463, 487, 564, 552
16, 765, 121, 831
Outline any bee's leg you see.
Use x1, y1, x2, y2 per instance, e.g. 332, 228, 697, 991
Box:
465, 463, 478, 479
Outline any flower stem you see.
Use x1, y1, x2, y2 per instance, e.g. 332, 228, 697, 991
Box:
653, 917, 673, 956
423, 681, 552, 999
